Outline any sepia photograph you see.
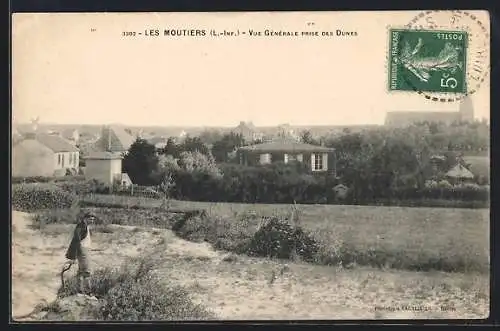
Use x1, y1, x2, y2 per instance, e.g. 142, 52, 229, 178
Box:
11, 10, 490, 321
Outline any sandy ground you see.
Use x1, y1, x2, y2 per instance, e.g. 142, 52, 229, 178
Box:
11, 211, 489, 321
11, 211, 160, 320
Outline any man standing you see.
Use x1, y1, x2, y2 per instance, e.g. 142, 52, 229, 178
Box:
65, 211, 96, 295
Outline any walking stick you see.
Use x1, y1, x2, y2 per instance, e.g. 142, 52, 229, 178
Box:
60, 260, 75, 290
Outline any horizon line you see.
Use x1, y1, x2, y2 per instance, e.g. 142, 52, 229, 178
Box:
13, 122, 385, 128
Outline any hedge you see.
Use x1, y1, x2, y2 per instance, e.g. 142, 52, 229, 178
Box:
11, 183, 78, 212
164, 164, 489, 207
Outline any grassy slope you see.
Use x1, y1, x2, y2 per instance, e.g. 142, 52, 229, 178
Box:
80, 195, 490, 273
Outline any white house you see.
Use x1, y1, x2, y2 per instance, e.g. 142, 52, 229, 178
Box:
12, 133, 80, 177
84, 151, 131, 188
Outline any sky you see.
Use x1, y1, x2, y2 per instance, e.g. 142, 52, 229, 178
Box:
12, 11, 490, 127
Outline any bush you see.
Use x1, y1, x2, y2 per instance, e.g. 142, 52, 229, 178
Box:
243, 217, 320, 262
12, 183, 78, 212
101, 278, 210, 321
58, 256, 213, 321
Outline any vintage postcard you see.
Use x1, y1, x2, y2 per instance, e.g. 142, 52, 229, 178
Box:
11, 11, 490, 321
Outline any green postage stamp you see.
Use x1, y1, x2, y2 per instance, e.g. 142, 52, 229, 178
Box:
388, 29, 468, 94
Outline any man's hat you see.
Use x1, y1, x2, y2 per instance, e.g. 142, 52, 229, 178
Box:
79, 211, 97, 222
85, 212, 97, 218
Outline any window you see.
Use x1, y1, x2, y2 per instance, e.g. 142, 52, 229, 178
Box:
259, 153, 271, 165
58, 154, 61, 165
285, 154, 304, 163
69, 153, 73, 165
311, 153, 328, 171
61, 154, 65, 167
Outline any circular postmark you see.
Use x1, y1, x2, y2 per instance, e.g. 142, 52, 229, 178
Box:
388, 10, 489, 102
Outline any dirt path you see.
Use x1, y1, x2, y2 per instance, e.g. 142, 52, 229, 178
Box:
153, 232, 489, 320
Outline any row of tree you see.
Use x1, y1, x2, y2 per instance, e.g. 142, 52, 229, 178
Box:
120, 120, 489, 205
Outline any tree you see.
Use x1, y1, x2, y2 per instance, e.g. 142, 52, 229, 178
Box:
300, 130, 317, 145
211, 132, 245, 163
179, 136, 210, 156
161, 137, 179, 157
177, 151, 222, 178
198, 130, 223, 146
122, 138, 159, 186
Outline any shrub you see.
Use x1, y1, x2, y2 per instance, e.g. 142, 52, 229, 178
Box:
58, 256, 213, 321
12, 183, 78, 212
243, 217, 320, 262
101, 278, 210, 321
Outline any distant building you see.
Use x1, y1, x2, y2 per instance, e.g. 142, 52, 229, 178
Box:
232, 121, 263, 142
276, 123, 300, 141
385, 96, 474, 127
458, 95, 474, 122
445, 163, 475, 184
237, 138, 336, 174
12, 133, 80, 177
92, 125, 135, 154
61, 129, 80, 146
84, 151, 132, 188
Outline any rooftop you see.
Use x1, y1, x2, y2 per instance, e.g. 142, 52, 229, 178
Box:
21, 133, 79, 153
93, 125, 135, 152
239, 139, 334, 153
445, 163, 474, 179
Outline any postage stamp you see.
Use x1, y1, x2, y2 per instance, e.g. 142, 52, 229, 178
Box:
387, 10, 490, 102
388, 29, 468, 94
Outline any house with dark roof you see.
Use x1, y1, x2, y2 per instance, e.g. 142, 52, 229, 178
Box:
12, 133, 80, 177
91, 125, 135, 154
232, 121, 263, 142
237, 138, 336, 174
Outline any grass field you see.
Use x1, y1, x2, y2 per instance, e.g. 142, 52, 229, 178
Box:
76, 194, 490, 273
